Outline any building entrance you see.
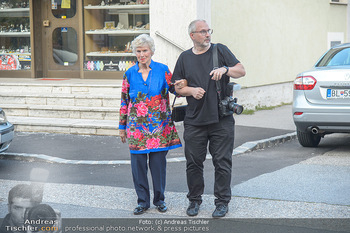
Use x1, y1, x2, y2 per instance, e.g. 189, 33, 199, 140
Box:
33, 0, 82, 78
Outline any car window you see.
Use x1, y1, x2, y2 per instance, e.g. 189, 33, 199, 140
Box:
316, 47, 350, 67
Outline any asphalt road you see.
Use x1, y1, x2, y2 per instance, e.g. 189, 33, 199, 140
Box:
0, 133, 346, 193
3, 125, 294, 161
1, 133, 350, 233
1, 105, 349, 232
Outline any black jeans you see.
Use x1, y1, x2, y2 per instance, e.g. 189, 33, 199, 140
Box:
184, 116, 235, 206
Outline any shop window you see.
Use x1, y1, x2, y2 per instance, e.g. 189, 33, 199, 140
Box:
51, 0, 77, 19
83, 0, 149, 71
53, 27, 78, 66
0, 0, 31, 70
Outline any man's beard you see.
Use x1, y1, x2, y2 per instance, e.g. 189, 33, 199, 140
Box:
198, 39, 211, 48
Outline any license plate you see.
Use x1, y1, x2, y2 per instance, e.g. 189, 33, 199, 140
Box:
327, 89, 350, 99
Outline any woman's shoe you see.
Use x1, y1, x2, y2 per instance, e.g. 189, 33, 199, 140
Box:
157, 203, 167, 213
133, 205, 148, 215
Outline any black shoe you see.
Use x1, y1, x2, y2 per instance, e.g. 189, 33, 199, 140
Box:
186, 201, 200, 216
133, 205, 148, 215
157, 203, 167, 213
212, 204, 228, 218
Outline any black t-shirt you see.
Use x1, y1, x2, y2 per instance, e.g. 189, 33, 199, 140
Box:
172, 43, 240, 126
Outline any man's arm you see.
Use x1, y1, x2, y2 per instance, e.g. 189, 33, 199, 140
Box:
227, 63, 246, 78
174, 81, 206, 100
210, 63, 246, 81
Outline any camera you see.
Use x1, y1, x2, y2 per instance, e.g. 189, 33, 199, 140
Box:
24, 204, 58, 231
23, 183, 58, 232
218, 82, 244, 117
24, 168, 59, 232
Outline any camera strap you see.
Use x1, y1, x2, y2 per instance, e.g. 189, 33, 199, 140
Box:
212, 44, 222, 100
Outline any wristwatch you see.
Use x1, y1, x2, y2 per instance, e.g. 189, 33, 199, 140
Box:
223, 66, 229, 75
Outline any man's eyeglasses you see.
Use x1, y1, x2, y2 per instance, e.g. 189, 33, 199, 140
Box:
192, 29, 213, 36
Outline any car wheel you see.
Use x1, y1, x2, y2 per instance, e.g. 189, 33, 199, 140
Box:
297, 129, 321, 147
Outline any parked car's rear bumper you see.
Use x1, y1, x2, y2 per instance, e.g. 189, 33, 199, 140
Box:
294, 117, 350, 133
0, 122, 14, 152
293, 93, 350, 133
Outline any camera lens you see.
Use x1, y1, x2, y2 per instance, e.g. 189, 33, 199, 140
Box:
233, 104, 243, 115
25, 204, 56, 231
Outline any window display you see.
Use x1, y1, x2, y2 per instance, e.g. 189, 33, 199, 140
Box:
0, 0, 31, 70
84, 0, 149, 71
53, 27, 78, 66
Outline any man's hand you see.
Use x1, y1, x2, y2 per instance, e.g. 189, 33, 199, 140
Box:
209, 63, 246, 80
119, 130, 126, 143
210, 67, 227, 81
174, 80, 205, 100
191, 87, 206, 100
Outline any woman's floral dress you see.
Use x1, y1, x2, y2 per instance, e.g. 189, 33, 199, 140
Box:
119, 60, 182, 154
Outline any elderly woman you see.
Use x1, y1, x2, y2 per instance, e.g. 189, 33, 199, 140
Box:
119, 34, 182, 215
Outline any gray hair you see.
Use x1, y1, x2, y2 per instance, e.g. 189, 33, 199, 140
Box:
188, 19, 207, 35
131, 34, 155, 54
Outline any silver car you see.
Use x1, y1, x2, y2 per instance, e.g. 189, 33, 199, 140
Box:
293, 43, 350, 147
0, 108, 14, 152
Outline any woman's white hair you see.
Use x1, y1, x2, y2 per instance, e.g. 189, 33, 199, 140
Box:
131, 34, 155, 54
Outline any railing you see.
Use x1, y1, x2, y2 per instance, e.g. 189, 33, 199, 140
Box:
155, 31, 186, 51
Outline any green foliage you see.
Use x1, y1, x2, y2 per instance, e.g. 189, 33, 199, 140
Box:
241, 103, 291, 115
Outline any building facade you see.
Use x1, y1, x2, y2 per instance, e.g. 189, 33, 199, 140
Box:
150, 0, 348, 108
0, 0, 348, 108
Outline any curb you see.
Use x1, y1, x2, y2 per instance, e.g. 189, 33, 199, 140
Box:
233, 132, 297, 155
0, 132, 297, 165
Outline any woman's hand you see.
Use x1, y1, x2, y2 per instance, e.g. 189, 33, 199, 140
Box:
120, 130, 126, 143
174, 79, 187, 89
